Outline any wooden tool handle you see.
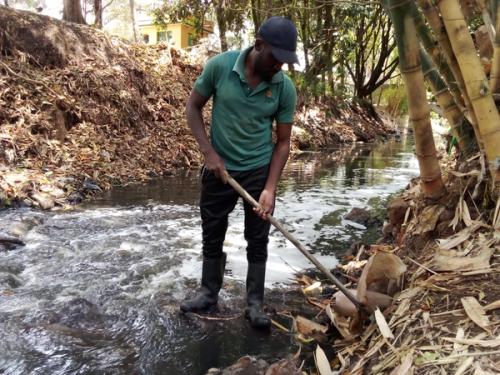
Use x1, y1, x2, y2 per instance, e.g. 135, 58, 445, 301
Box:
223, 172, 364, 311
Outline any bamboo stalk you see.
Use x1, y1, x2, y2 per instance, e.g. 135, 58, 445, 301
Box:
412, 2, 462, 105
415, 0, 483, 138
490, 0, 500, 94
437, 0, 500, 183
416, 0, 467, 105
478, 0, 496, 44
387, 0, 446, 198
420, 47, 476, 154
412, 0, 477, 154
416, 0, 484, 156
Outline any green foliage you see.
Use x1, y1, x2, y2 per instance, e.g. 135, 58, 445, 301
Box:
151, 0, 247, 47
147, 0, 396, 103
152, 0, 211, 39
468, 14, 484, 32
332, 3, 398, 99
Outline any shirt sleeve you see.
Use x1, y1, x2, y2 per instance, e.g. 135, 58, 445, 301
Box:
275, 76, 297, 124
193, 55, 220, 98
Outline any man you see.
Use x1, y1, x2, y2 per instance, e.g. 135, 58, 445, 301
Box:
181, 16, 298, 330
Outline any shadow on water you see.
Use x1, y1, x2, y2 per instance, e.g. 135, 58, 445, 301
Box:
0, 135, 417, 374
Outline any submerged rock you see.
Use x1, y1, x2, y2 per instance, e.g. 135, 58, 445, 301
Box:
32, 192, 55, 210
0, 272, 23, 288
205, 355, 302, 375
0, 234, 25, 250
345, 207, 371, 225
387, 197, 409, 228
68, 192, 84, 204
206, 356, 268, 375
9, 216, 43, 237
0, 261, 25, 275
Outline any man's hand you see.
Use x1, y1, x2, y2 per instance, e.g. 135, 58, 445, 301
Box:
186, 90, 228, 183
254, 188, 275, 220
204, 150, 227, 183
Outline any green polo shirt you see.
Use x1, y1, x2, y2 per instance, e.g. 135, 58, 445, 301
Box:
193, 47, 297, 171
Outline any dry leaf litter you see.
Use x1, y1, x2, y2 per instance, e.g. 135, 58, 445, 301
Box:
271, 154, 499, 375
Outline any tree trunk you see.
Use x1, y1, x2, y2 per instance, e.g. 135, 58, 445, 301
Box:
250, 0, 262, 35
63, 0, 86, 24
4, 1, 9, 7
215, 0, 228, 51
438, 0, 500, 184
387, 0, 446, 198
265, 0, 273, 18
129, 0, 137, 42
93, 0, 103, 29
328, 69, 334, 95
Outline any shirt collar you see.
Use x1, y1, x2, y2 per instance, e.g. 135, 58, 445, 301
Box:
232, 47, 284, 84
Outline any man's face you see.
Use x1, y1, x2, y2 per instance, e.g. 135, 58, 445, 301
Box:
254, 40, 283, 82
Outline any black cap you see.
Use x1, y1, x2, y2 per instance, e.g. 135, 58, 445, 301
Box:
258, 16, 299, 64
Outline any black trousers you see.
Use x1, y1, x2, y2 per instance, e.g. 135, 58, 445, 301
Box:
200, 164, 271, 264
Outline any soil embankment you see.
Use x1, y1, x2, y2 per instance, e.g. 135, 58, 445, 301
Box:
0, 6, 394, 209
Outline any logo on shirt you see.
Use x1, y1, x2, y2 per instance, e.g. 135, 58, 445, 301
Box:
265, 89, 272, 98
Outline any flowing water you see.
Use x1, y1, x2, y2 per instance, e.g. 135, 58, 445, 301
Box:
0, 136, 418, 375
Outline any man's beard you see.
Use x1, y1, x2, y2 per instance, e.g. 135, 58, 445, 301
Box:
253, 55, 274, 83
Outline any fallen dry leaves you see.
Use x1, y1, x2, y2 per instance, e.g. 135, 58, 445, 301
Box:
0, 36, 203, 208
276, 156, 499, 375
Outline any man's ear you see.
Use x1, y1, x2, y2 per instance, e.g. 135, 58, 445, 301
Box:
254, 38, 265, 51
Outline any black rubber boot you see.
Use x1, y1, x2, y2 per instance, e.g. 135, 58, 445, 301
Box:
245, 263, 271, 330
180, 253, 226, 313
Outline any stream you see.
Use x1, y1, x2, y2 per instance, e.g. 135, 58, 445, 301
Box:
0, 136, 418, 374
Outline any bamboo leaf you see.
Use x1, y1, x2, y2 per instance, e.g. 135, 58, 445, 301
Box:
461, 197, 473, 227
332, 289, 392, 317
443, 336, 500, 348
414, 205, 445, 234
302, 281, 322, 297
433, 247, 494, 271
389, 351, 413, 375
325, 304, 352, 339
374, 308, 394, 339
454, 357, 474, 375
357, 251, 406, 304
453, 327, 466, 352
474, 362, 498, 375
484, 300, 500, 311
450, 203, 460, 231
314, 345, 333, 375
295, 315, 328, 336
461, 297, 491, 333
449, 170, 480, 177
493, 197, 500, 229
437, 222, 484, 250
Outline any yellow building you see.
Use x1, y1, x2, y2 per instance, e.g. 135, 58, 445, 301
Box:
138, 18, 213, 49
